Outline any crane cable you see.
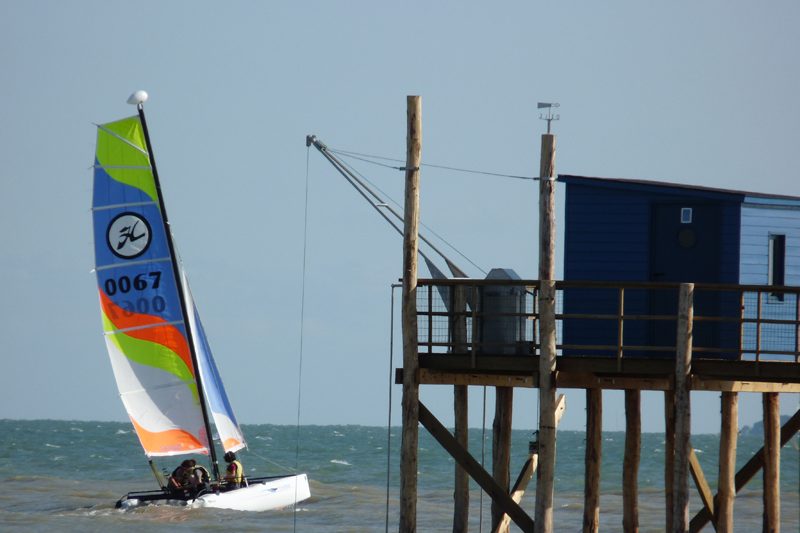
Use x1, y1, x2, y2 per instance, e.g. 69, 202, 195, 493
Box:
293, 146, 312, 532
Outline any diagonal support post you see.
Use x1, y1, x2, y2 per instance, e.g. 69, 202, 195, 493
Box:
418, 401, 536, 532
494, 395, 566, 533
688, 449, 716, 530
689, 408, 800, 532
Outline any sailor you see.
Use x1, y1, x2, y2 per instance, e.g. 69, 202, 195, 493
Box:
223, 451, 244, 487
191, 462, 211, 491
168, 459, 194, 491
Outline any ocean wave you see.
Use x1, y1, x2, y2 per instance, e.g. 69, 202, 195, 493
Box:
330, 459, 351, 466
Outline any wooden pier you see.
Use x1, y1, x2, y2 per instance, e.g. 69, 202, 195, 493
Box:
396, 96, 800, 532
400, 277, 800, 532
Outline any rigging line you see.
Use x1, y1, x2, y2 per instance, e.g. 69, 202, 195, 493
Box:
385, 284, 400, 533
310, 136, 482, 276
320, 146, 468, 274
337, 157, 487, 276
293, 146, 312, 532
329, 147, 538, 181
246, 448, 297, 474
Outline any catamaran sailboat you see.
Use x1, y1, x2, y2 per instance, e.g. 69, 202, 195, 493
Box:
91, 90, 310, 511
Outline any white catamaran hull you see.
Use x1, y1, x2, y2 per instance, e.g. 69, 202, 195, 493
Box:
118, 474, 311, 512
192, 474, 311, 512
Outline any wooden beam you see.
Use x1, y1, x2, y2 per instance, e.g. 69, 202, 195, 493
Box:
495, 395, 565, 533
418, 401, 535, 532
716, 391, 738, 532
419, 369, 535, 388
623, 390, 641, 532
454, 384, 468, 533
558, 373, 671, 391
493, 455, 538, 533
419, 355, 800, 388
688, 449, 715, 529
691, 379, 800, 393
762, 392, 780, 531
511, 455, 539, 503
399, 94, 422, 533
673, 283, 694, 533
665, 390, 675, 533
417, 369, 800, 394
453, 285, 469, 533
492, 387, 513, 532
689, 408, 800, 531
583, 389, 602, 533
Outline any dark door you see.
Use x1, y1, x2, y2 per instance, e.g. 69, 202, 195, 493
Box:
649, 203, 722, 355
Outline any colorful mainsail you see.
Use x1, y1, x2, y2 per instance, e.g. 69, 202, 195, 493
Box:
92, 115, 209, 457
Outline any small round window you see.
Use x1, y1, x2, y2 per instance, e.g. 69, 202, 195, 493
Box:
678, 228, 696, 248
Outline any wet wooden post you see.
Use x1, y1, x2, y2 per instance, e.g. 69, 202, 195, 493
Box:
762, 392, 780, 532
673, 283, 693, 533
583, 388, 602, 533
534, 131, 557, 533
400, 95, 422, 533
454, 384, 469, 532
623, 389, 641, 532
717, 391, 738, 532
492, 388, 513, 532
453, 286, 469, 533
664, 389, 675, 533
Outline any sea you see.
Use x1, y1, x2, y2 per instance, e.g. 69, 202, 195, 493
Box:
0, 420, 797, 532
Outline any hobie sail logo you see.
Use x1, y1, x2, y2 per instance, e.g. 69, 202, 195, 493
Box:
107, 212, 152, 259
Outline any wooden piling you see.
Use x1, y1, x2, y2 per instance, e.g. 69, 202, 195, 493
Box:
623, 389, 641, 533
454, 385, 469, 533
673, 283, 693, 533
453, 286, 469, 533
399, 95, 422, 533
535, 132, 557, 533
717, 391, 738, 532
664, 389, 675, 533
583, 388, 602, 533
762, 392, 780, 532
492, 387, 513, 533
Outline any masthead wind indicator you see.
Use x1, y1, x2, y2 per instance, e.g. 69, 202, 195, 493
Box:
127, 90, 149, 106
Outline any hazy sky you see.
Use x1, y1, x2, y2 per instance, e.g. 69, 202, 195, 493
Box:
2, 1, 799, 435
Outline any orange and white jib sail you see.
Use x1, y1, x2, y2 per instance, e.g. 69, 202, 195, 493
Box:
92, 115, 209, 457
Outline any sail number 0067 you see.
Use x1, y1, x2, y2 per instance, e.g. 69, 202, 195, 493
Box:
104, 271, 162, 295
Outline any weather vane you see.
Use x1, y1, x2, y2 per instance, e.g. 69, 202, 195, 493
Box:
538, 102, 560, 134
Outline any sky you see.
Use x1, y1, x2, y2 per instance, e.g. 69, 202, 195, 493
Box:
1, 1, 799, 436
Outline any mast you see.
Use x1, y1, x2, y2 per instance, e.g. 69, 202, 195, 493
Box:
136, 102, 221, 481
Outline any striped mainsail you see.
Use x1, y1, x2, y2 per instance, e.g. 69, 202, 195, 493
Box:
92, 115, 242, 457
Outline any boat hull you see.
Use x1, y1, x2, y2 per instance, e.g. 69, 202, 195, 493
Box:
193, 474, 310, 512
116, 474, 311, 512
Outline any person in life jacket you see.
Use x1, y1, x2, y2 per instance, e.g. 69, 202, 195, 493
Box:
168, 459, 194, 492
223, 451, 244, 487
191, 462, 211, 492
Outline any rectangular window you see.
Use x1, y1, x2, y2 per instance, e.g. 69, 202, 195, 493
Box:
768, 234, 786, 300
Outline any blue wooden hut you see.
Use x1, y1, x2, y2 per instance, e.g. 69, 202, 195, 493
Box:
560, 174, 800, 360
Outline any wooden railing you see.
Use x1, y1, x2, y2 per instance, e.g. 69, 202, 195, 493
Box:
415, 279, 800, 364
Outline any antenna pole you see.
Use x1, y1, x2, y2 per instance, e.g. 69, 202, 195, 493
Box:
137, 103, 221, 481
